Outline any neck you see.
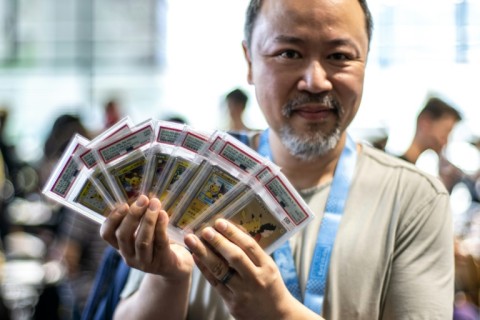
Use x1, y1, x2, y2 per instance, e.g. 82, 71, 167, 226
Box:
268, 130, 348, 190
230, 119, 247, 131
402, 139, 425, 164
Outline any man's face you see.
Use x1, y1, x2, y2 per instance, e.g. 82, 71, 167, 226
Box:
244, 0, 369, 159
423, 116, 458, 154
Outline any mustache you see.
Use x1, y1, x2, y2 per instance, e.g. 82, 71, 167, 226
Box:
282, 94, 340, 118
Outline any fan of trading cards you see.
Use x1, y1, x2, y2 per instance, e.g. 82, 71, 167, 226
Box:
42, 117, 315, 254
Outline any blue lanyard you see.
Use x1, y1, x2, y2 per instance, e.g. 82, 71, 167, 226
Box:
257, 129, 357, 314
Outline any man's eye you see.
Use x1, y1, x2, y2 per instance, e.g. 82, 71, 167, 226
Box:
328, 53, 350, 60
279, 50, 301, 59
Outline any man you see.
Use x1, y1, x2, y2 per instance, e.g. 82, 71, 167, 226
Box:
224, 88, 251, 132
98, 0, 454, 319
400, 96, 462, 193
400, 96, 462, 164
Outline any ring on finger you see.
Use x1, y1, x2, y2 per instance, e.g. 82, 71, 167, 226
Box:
220, 267, 236, 286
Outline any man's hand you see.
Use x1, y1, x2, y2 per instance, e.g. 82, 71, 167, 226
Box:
100, 195, 194, 280
184, 219, 322, 320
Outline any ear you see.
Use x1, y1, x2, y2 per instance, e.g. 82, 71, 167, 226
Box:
242, 40, 254, 85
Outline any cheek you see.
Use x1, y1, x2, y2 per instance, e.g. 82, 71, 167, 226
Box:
332, 72, 364, 119
253, 72, 288, 117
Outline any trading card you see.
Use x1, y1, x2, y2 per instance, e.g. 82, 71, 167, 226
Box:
227, 195, 288, 250
147, 152, 171, 195
190, 193, 287, 251
150, 128, 210, 202
47, 136, 88, 199
43, 119, 135, 224
185, 182, 251, 228
92, 120, 155, 203
264, 175, 311, 225
109, 153, 148, 204
158, 156, 193, 202
74, 178, 110, 216
162, 159, 205, 212
141, 121, 185, 196
43, 135, 110, 223
171, 165, 240, 228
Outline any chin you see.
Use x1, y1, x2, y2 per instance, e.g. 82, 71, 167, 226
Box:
279, 126, 341, 161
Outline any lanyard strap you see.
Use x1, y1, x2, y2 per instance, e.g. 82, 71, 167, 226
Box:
258, 129, 357, 314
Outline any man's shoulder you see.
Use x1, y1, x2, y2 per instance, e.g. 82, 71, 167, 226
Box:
358, 143, 448, 195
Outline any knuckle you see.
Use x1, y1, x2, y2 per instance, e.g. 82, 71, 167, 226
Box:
210, 236, 223, 249
136, 240, 151, 252
244, 242, 257, 255
141, 212, 157, 227
229, 254, 243, 266
211, 261, 226, 278
115, 229, 130, 243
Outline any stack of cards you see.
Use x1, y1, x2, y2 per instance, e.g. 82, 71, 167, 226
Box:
42, 117, 315, 254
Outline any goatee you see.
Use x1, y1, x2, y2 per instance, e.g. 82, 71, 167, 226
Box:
279, 93, 343, 161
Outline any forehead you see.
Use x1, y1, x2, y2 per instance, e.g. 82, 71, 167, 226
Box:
252, 0, 368, 49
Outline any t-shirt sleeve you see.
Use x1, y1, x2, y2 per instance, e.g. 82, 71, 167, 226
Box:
382, 191, 454, 319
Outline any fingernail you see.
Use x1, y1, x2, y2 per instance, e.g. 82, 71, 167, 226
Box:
149, 200, 159, 211
117, 204, 129, 215
216, 219, 227, 231
136, 196, 147, 207
184, 234, 197, 248
202, 227, 215, 241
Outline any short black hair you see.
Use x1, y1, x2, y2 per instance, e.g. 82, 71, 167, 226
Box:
244, 0, 374, 51
226, 88, 248, 105
418, 97, 462, 122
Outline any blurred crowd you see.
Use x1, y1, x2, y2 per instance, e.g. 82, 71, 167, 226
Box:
0, 91, 478, 319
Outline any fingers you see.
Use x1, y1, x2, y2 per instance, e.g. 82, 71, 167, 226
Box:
185, 219, 265, 285
100, 202, 129, 249
134, 198, 169, 265
192, 255, 233, 297
184, 233, 231, 284
211, 219, 265, 267
115, 195, 151, 258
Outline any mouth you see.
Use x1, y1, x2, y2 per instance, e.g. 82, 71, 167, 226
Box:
289, 105, 336, 121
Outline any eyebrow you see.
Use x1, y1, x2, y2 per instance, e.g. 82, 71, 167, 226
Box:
274, 35, 358, 46
273, 35, 305, 45
274, 35, 361, 53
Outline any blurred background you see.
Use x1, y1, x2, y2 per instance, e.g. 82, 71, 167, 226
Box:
0, 0, 479, 319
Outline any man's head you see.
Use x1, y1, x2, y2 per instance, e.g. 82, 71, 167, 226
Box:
416, 97, 462, 154
244, 0, 373, 52
104, 99, 122, 128
226, 88, 248, 113
242, 0, 371, 160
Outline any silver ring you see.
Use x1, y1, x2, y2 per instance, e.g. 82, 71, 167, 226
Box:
220, 267, 236, 285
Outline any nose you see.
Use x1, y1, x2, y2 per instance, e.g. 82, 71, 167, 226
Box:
297, 60, 332, 93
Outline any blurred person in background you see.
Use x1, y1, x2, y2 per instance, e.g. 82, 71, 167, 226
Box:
399, 96, 462, 165
0, 108, 20, 186
40, 113, 108, 319
452, 137, 480, 319
224, 88, 253, 132
399, 96, 463, 191
0, 132, 11, 319
398, 98, 479, 318
103, 98, 123, 130
0, 107, 23, 243
453, 238, 480, 319
162, 114, 189, 124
